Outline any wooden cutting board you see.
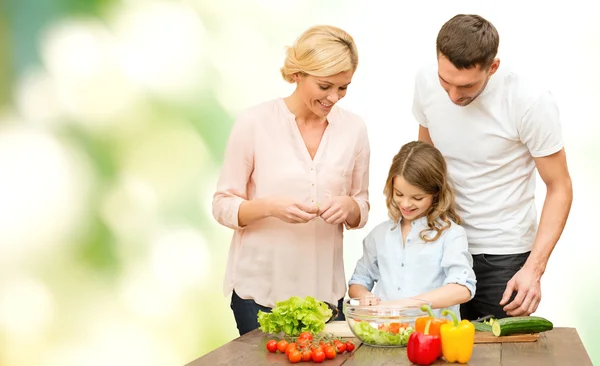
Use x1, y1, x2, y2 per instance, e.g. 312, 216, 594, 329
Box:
475, 331, 540, 343
322, 321, 354, 338
322, 321, 540, 343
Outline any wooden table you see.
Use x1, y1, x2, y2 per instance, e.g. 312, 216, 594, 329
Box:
188, 327, 592, 365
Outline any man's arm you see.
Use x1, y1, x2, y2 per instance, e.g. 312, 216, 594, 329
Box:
418, 125, 434, 145
526, 148, 573, 274
501, 148, 573, 316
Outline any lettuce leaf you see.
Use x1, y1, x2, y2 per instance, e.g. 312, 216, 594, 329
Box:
257, 296, 333, 336
352, 321, 414, 346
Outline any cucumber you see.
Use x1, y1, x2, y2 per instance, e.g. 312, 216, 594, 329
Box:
491, 316, 553, 337
472, 321, 492, 332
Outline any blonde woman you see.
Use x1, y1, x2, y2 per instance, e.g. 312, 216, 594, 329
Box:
213, 25, 370, 335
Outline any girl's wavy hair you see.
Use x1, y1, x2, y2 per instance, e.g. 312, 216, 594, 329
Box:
384, 141, 461, 242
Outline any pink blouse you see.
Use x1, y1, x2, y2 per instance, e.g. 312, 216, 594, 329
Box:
213, 98, 370, 308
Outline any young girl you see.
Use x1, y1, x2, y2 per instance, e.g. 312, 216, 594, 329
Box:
348, 141, 475, 317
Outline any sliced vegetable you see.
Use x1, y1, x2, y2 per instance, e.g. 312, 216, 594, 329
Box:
471, 321, 492, 332
352, 321, 414, 346
491, 316, 553, 337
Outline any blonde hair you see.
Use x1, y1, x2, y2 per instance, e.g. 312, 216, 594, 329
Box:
383, 141, 462, 242
280, 25, 359, 83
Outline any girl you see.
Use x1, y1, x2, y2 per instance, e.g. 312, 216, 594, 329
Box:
348, 141, 475, 317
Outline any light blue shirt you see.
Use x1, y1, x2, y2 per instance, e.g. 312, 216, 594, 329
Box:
349, 217, 476, 318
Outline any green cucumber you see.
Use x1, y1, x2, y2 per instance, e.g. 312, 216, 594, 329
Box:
472, 321, 492, 332
491, 316, 553, 337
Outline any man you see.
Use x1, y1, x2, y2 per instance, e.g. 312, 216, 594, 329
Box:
413, 14, 573, 320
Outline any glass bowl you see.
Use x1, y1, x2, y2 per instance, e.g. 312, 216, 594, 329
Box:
343, 297, 431, 347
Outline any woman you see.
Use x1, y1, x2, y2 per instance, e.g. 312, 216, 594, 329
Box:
212, 25, 370, 335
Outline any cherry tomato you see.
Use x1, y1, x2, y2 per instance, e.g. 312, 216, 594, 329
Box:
266, 339, 278, 353
288, 349, 302, 363
297, 331, 313, 342
301, 349, 312, 362
297, 339, 310, 349
335, 341, 346, 353
345, 341, 356, 352
319, 341, 331, 352
285, 342, 297, 357
277, 339, 289, 353
324, 345, 336, 360
311, 348, 326, 363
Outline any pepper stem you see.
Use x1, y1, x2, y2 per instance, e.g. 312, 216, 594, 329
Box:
420, 304, 435, 318
424, 319, 432, 335
441, 309, 459, 326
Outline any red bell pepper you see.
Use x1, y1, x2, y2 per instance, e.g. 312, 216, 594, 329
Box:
407, 320, 442, 366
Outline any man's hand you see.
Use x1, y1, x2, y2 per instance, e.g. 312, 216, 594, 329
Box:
318, 196, 354, 225
500, 266, 542, 316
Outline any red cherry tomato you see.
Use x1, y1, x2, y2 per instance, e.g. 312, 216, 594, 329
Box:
285, 342, 297, 357
288, 349, 302, 363
301, 349, 312, 362
277, 339, 289, 353
266, 339, 278, 353
297, 331, 313, 342
311, 348, 325, 363
324, 345, 337, 359
345, 341, 356, 352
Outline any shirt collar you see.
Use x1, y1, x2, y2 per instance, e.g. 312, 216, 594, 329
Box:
399, 216, 429, 229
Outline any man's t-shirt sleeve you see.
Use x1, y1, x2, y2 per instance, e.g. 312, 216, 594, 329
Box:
412, 70, 428, 128
518, 90, 564, 158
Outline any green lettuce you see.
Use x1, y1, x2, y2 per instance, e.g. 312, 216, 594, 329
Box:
257, 296, 333, 336
352, 321, 414, 346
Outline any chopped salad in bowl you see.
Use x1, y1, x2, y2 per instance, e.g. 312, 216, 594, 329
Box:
343, 298, 430, 347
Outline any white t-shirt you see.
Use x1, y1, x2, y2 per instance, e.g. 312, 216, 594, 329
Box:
412, 64, 563, 255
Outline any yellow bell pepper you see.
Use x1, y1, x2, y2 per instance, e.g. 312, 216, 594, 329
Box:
440, 309, 475, 363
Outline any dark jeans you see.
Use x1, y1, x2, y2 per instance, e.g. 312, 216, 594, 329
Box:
460, 251, 530, 320
230, 290, 346, 336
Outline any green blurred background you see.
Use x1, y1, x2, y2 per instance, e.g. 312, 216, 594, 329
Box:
0, 0, 598, 365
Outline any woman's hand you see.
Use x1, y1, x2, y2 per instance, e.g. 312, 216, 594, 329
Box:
270, 198, 319, 223
318, 196, 357, 225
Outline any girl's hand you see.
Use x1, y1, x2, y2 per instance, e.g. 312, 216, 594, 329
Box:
359, 293, 381, 306
378, 298, 427, 308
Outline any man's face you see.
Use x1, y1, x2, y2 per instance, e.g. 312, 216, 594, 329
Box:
437, 55, 500, 106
